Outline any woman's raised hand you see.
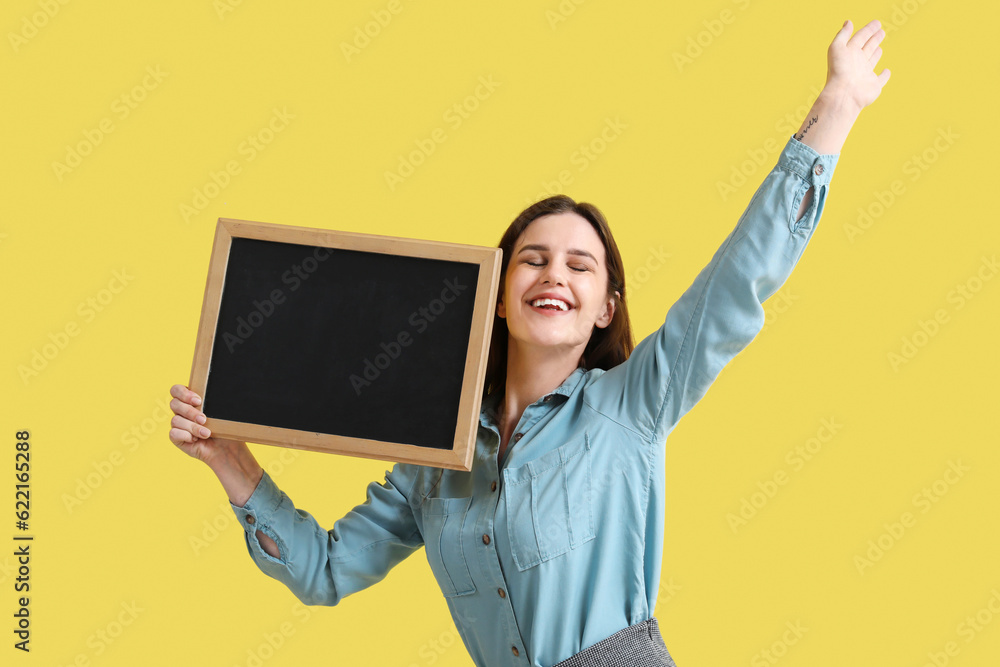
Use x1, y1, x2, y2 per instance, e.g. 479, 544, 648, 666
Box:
168, 384, 264, 505
826, 20, 892, 114
168, 384, 244, 465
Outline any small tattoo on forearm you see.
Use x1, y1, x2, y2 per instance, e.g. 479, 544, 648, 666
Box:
795, 116, 818, 141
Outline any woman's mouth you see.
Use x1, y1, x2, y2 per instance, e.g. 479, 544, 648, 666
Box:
529, 297, 571, 314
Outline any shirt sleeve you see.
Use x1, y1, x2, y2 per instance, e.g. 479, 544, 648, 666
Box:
584, 135, 839, 444
229, 464, 424, 606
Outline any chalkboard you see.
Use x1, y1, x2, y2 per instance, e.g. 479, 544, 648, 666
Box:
189, 218, 502, 471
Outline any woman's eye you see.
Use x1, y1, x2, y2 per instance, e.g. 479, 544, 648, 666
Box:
524, 260, 589, 272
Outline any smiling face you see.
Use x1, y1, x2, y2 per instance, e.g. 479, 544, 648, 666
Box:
496, 211, 617, 360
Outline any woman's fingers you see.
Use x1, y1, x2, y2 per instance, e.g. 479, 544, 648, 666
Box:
833, 20, 852, 46
870, 46, 883, 66
862, 28, 886, 59
171, 412, 210, 438
169, 425, 196, 446
168, 384, 207, 425
170, 396, 206, 425
169, 383, 202, 407
847, 19, 882, 50
170, 413, 211, 442
168, 384, 211, 444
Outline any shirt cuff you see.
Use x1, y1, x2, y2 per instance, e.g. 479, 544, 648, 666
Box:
230, 469, 287, 565
778, 134, 839, 189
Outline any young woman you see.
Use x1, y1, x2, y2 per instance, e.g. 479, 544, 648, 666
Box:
169, 19, 889, 666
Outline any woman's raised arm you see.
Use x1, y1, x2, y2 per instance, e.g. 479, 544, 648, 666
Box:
584, 20, 890, 444
792, 20, 891, 219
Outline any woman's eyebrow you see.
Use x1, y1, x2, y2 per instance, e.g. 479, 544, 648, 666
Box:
516, 243, 598, 263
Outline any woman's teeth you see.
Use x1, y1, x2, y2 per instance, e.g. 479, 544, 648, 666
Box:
530, 298, 569, 311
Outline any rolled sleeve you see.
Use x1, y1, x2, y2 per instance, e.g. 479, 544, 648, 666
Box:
231, 469, 291, 567
777, 134, 839, 233
586, 135, 839, 443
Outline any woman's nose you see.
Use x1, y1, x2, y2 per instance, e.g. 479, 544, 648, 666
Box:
540, 262, 566, 286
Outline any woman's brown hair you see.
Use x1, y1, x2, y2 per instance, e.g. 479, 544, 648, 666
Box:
483, 195, 635, 397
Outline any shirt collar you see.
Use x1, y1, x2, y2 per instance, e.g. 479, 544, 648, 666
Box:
479, 367, 588, 429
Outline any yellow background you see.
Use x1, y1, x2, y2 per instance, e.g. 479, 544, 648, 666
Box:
3, 1, 997, 665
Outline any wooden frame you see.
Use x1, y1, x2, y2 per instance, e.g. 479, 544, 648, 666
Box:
189, 218, 502, 471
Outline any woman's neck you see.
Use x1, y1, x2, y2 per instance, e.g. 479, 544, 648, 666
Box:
499, 341, 581, 434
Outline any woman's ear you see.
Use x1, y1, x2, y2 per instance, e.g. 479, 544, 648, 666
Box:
496, 294, 506, 319
595, 292, 618, 329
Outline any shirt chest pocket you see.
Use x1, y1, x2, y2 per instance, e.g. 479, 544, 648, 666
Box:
420, 496, 477, 598
503, 434, 596, 571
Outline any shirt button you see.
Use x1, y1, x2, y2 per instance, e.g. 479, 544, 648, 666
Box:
813, 163, 824, 176
498, 588, 506, 598
246, 515, 256, 525
511, 646, 520, 657
482, 534, 491, 545
513, 433, 523, 442
490, 481, 497, 492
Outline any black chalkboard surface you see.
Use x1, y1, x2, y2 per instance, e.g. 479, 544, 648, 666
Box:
189, 218, 502, 471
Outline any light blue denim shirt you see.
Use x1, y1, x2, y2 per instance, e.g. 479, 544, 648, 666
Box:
230, 135, 839, 667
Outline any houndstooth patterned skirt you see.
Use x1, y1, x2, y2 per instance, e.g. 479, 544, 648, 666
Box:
552, 618, 677, 667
